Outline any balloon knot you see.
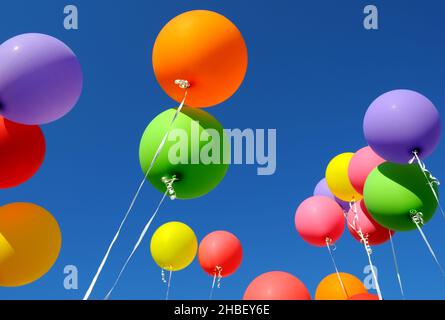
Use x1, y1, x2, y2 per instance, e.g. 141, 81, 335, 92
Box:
215, 266, 223, 289
161, 175, 178, 200
174, 79, 191, 89
325, 237, 336, 251
410, 210, 425, 226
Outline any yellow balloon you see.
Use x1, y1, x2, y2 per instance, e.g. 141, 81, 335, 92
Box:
325, 153, 363, 202
150, 221, 197, 271
0, 203, 62, 287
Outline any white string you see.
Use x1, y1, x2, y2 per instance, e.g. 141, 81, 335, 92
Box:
208, 266, 223, 300
411, 210, 445, 276
409, 151, 445, 218
347, 206, 383, 300
389, 230, 405, 299
325, 238, 348, 298
104, 191, 169, 300
83, 88, 188, 300
209, 272, 217, 300
165, 269, 173, 300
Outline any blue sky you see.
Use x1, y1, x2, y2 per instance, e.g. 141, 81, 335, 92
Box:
1, 0, 445, 300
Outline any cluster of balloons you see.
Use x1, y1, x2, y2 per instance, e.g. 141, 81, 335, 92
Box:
150, 222, 242, 294
84, 10, 248, 300
144, 10, 247, 295
86, 10, 247, 299
0, 33, 82, 286
243, 89, 441, 300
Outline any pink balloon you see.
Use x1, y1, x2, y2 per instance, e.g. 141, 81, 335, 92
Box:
348, 146, 385, 195
347, 200, 394, 246
243, 271, 311, 300
295, 196, 345, 247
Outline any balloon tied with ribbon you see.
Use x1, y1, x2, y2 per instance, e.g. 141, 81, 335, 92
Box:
174, 79, 191, 90
161, 175, 179, 200
214, 266, 223, 289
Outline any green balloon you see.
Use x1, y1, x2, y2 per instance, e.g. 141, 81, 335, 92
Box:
363, 162, 438, 231
139, 107, 229, 199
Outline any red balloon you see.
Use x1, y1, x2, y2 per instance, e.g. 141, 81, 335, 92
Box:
347, 200, 394, 246
0, 117, 45, 189
198, 231, 242, 277
348, 293, 379, 300
243, 271, 311, 300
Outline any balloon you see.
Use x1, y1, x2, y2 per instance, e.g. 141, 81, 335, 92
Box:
295, 196, 345, 247
0, 117, 45, 189
0, 33, 83, 125
363, 89, 441, 163
315, 272, 368, 300
139, 107, 229, 199
326, 153, 363, 202
348, 293, 379, 300
363, 162, 438, 231
243, 271, 311, 300
314, 178, 350, 211
347, 200, 394, 246
0, 203, 61, 287
348, 146, 385, 195
198, 231, 242, 277
152, 10, 248, 108
150, 221, 197, 271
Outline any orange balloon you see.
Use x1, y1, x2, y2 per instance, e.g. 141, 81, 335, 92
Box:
152, 10, 248, 108
0, 203, 61, 287
315, 272, 368, 300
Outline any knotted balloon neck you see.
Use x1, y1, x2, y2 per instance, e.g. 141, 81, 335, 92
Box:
214, 266, 223, 289
410, 210, 424, 226
175, 79, 191, 90
325, 237, 336, 251
209, 266, 223, 300
161, 175, 178, 200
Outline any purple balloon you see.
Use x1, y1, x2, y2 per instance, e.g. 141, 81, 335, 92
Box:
0, 33, 83, 125
314, 178, 349, 211
363, 89, 441, 163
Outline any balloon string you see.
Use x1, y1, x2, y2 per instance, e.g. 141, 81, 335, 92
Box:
83, 85, 188, 300
409, 151, 445, 219
165, 269, 173, 300
411, 210, 445, 276
325, 238, 348, 298
361, 239, 383, 300
347, 206, 383, 300
161, 268, 167, 283
209, 273, 217, 300
389, 230, 405, 299
104, 190, 169, 300
208, 267, 222, 300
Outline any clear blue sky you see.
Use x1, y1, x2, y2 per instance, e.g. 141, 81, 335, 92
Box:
1, 0, 445, 300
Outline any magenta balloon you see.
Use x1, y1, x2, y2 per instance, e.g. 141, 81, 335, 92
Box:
347, 200, 394, 246
348, 147, 385, 195
295, 196, 345, 247
0, 33, 83, 125
363, 89, 441, 163
314, 178, 350, 212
